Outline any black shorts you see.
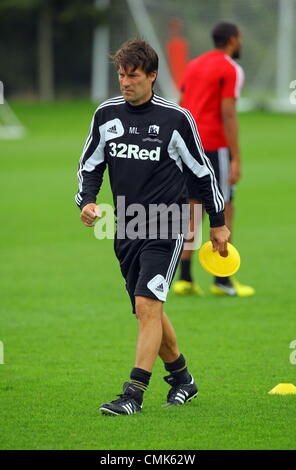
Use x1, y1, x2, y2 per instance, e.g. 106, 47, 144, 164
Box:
187, 148, 233, 202
114, 234, 184, 314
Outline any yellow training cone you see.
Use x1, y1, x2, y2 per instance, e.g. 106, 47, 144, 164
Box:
198, 241, 240, 277
268, 383, 296, 395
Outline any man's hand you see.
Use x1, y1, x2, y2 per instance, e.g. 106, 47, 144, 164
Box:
221, 97, 241, 185
80, 203, 101, 227
210, 225, 231, 257
228, 159, 241, 184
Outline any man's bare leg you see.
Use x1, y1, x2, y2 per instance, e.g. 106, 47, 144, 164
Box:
99, 295, 162, 415
212, 200, 234, 287
133, 298, 192, 401
135, 298, 191, 380
158, 310, 197, 405
158, 311, 180, 363
100, 297, 197, 415
134, 296, 163, 372
224, 201, 233, 238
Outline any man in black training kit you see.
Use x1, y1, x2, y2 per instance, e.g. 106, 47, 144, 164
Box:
75, 39, 230, 416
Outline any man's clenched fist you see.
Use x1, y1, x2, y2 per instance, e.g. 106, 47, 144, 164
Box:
210, 225, 231, 257
80, 203, 101, 227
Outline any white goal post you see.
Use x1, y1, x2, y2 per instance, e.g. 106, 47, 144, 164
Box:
0, 99, 26, 140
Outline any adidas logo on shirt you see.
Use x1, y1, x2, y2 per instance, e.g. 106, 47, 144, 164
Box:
107, 125, 118, 134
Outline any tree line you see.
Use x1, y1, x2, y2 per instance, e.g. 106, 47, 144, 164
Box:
0, 0, 109, 101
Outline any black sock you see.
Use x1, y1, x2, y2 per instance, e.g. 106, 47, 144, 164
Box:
130, 367, 151, 401
215, 276, 232, 286
164, 354, 191, 384
180, 260, 192, 282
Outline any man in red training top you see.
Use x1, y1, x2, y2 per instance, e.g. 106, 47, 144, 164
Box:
174, 22, 255, 297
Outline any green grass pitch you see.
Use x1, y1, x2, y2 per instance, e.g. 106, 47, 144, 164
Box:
0, 102, 295, 450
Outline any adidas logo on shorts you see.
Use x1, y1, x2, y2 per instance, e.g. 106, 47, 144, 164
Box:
155, 283, 164, 292
147, 275, 168, 301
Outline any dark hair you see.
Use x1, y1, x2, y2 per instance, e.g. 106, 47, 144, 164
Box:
112, 38, 159, 75
212, 22, 239, 48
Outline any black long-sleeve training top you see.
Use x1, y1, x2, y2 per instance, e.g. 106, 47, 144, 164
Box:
75, 93, 225, 228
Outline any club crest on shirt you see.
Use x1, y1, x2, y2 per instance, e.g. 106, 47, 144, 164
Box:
148, 124, 160, 136
143, 124, 162, 143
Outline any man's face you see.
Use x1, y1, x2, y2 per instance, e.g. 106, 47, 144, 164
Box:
231, 32, 242, 59
118, 65, 157, 106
